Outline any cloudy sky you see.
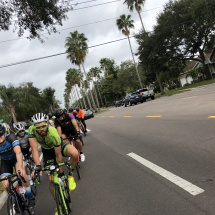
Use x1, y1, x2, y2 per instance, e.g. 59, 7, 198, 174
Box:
0, 0, 169, 107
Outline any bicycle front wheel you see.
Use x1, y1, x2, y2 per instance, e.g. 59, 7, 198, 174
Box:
64, 180, 72, 213
76, 163, 81, 179
55, 185, 68, 215
26, 165, 37, 196
7, 193, 23, 215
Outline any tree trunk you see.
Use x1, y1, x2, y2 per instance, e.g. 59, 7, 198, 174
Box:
81, 62, 97, 112
96, 81, 104, 107
155, 71, 165, 95
127, 36, 143, 89
138, 11, 145, 32
78, 65, 93, 110
81, 90, 87, 109
93, 79, 100, 111
98, 78, 107, 107
9, 104, 17, 124
75, 85, 83, 109
203, 63, 213, 80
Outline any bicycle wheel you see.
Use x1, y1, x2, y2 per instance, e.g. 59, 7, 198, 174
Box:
25, 165, 37, 196
76, 163, 81, 179
7, 193, 23, 215
64, 180, 72, 213
81, 124, 86, 136
55, 185, 67, 215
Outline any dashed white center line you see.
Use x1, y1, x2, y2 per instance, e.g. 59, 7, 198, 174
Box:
128, 152, 204, 196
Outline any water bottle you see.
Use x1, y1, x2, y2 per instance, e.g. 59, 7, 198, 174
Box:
58, 178, 65, 191
16, 186, 24, 196
28, 174, 33, 186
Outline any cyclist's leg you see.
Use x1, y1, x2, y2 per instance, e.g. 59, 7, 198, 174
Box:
42, 147, 56, 198
81, 118, 86, 131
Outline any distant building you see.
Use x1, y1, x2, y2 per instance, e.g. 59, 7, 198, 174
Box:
178, 53, 215, 87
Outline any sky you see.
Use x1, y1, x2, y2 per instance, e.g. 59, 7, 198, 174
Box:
0, 0, 169, 107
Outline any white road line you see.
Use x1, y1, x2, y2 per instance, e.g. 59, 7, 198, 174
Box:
39, 153, 43, 162
86, 129, 91, 132
128, 152, 204, 196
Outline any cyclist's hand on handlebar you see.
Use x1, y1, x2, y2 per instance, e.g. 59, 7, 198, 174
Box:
16, 167, 26, 178
34, 165, 42, 177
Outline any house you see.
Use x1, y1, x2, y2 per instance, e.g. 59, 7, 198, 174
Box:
178, 53, 215, 87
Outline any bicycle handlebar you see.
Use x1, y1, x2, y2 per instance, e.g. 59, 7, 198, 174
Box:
0, 170, 26, 183
62, 136, 76, 141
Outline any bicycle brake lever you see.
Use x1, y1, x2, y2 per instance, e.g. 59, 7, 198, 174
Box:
18, 170, 27, 183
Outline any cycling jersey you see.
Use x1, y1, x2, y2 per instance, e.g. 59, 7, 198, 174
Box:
0, 133, 20, 161
15, 132, 30, 149
54, 113, 76, 133
28, 125, 61, 150
75, 110, 84, 119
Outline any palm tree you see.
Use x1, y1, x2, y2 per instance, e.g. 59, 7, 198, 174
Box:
116, 14, 143, 88
90, 67, 104, 107
65, 31, 97, 111
80, 87, 87, 109
124, 0, 146, 31
88, 69, 100, 111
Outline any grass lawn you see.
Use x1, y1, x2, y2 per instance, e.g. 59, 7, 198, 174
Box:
155, 79, 215, 99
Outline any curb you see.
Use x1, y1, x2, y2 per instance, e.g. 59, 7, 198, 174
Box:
0, 149, 43, 210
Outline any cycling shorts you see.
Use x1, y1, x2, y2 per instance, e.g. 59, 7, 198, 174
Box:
0, 157, 17, 178
62, 127, 80, 141
21, 146, 30, 157
42, 141, 70, 168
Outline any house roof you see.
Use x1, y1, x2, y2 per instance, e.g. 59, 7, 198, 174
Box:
183, 53, 215, 72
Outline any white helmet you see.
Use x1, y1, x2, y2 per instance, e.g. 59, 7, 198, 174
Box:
15, 123, 25, 132
31, 113, 49, 124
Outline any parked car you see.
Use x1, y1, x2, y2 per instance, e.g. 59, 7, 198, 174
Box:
135, 88, 155, 101
83, 109, 94, 120
115, 100, 124, 107
123, 92, 144, 107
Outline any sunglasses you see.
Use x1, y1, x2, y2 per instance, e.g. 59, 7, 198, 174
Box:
18, 130, 25, 133
0, 132, 4, 137
35, 123, 47, 131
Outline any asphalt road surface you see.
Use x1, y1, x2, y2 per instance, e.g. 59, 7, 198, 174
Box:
1, 84, 215, 215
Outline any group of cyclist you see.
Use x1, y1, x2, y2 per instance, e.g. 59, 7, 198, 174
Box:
0, 107, 87, 214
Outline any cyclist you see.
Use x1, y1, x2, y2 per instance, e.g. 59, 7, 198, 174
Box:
0, 124, 35, 211
48, 113, 55, 127
28, 113, 78, 215
15, 123, 31, 157
64, 108, 68, 114
54, 109, 85, 162
75, 107, 87, 133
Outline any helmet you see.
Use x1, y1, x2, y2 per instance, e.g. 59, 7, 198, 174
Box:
55, 109, 64, 118
76, 107, 80, 112
47, 113, 52, 119
64, 108, 67, 112
31, 113, 49, 124
0, 124, 6, 134
69, 108, 73, 113
15, 123, 25, 132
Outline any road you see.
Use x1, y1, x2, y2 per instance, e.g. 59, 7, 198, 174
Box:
1, 84, 215, 215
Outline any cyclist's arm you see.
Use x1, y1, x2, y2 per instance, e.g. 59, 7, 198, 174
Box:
29, 137, 40, 166
69, 113, 79, 132
54, 146, 64, 173
13, 145, 25, 177
56, 126, 62, 136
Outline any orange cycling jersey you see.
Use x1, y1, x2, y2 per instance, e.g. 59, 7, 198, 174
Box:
75, 109, 84, 118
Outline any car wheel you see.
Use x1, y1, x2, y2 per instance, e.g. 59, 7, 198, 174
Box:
151, 96, 155, 100
140, 100, 143, 103
134, 102, 137, 105
124, 103, 127, 107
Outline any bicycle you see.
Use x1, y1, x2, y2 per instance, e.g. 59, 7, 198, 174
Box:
78, 119, 86, 136
24, 153, 40, 196
0, 170, 34, 215
35, 162, 72, 215
63, 136, 81, 179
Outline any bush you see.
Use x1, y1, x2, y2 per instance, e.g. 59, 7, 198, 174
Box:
184, 83, 191, 86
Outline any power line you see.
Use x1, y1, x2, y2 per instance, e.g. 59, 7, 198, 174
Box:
0, 6, 163, 44
0, 18, 199, 69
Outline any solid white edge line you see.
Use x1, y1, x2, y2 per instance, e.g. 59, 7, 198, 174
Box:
128, 152, 204, 196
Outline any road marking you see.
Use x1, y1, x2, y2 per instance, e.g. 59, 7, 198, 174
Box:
146, 116, 162, 117
128, 153, 204, 196
208, 116, 215, 118
124, 116, 131, 117
109, 116, 114, 117
154, 101, 163, 103
39, 153, 43, 162
182, 96, 197, 99
101, 116, 105, 117
86, 129, 91, 132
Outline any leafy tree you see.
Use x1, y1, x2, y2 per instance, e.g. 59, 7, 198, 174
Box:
154, 0, 215, 79
116, 14, 143, 88
123, 0, 146, 31
0, 0, 70, 41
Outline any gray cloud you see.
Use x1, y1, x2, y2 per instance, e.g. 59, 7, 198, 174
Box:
0, 0, 168, 107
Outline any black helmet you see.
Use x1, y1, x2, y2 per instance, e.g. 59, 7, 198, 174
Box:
64, 108, 67, 112
55, 109, 64, 118
76, 107, 80, 112
47, 113, 52, 119
69, 108, 73, 113
0, 124, 6, 134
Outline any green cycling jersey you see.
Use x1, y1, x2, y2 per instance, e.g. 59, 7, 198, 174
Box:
28, 125, 61, 150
